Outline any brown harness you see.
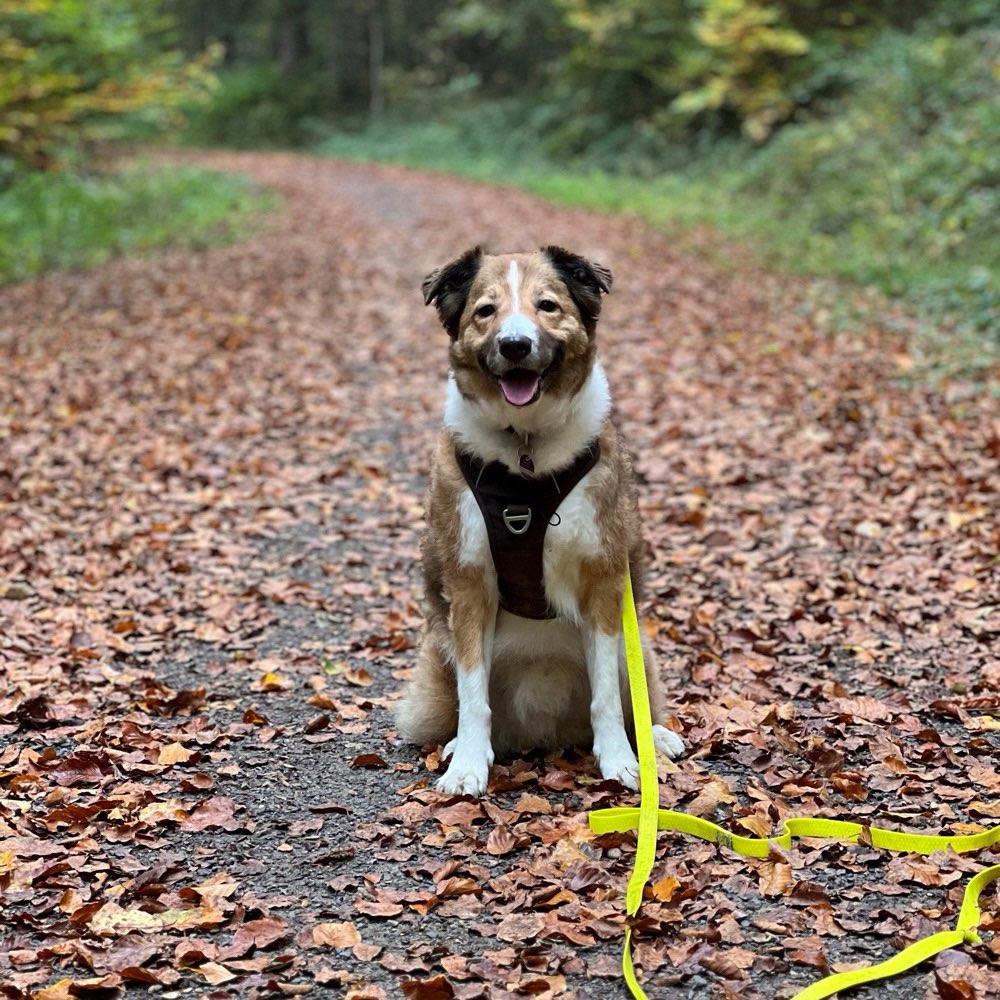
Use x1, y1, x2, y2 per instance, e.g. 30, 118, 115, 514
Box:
455, 443, 601, 620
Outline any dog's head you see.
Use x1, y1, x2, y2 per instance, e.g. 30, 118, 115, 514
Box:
422, 246, 612, 417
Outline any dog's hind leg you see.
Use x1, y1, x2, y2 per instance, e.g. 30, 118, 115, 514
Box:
395, 633, 458, 748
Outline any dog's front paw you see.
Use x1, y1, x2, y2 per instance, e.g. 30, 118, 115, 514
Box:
595, 740, 640, 790
436, 757, 490, 796
436, 741, 493, 797
652, 724, 685, 759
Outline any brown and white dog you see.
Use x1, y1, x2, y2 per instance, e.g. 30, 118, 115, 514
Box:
395, 246, 684, 796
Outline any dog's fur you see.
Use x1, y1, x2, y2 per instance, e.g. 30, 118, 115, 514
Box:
395, 246, 684, 796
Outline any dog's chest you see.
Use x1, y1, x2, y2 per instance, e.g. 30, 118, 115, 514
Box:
457, 469, 603, 621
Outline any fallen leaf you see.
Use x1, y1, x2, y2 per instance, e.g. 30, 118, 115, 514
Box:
350, 753, 389, 769
158, 742, 196, 766
401, 975, 456, 999
496, 911, 545, 943
313, 922, 362, 948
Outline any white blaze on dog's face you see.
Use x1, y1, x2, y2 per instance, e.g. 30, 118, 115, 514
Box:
422, 246, 612, 425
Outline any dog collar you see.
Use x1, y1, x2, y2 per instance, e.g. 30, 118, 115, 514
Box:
455, 442, 601, 620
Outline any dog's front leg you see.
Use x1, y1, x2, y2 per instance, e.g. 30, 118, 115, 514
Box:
438, 570, 496, 796
584, 624, 640, 790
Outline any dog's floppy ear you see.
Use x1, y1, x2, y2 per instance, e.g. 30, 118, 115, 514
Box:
542, 245, 612, 333
422, 246, 485, 339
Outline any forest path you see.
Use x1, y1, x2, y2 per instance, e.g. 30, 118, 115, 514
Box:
1, 151, 997, 999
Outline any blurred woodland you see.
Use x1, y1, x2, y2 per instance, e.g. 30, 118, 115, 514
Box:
1, 0, 997, 340
3, 0, 994, 161
163, 0, 992, 142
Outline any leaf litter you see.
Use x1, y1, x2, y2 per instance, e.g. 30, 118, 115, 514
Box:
0, 151, 997, 998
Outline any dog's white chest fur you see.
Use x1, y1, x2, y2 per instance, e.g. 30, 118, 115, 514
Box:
444, 363, 612, 477
541, 482, 601, 620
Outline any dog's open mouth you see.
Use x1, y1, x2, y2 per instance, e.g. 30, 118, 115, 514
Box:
499, 369, 541, 407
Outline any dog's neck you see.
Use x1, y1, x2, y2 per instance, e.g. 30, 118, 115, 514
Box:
444, 362, 611, 477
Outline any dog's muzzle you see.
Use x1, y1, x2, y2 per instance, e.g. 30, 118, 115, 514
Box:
492, 314, 545, 406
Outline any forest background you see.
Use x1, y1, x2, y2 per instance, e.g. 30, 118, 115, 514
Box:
0, 0, 997, 364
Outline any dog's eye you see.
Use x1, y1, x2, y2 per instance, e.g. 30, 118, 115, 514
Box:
537, 299, 559, 313
474, 303, 496, 319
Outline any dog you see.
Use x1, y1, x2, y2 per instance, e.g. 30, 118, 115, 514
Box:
395, 245, 684, 796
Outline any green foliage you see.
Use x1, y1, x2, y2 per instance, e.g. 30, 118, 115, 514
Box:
428, 0, 568, 94
673, 0, 810, 140
0, 162, 275, 282
544, 0, 917, 149
0, 0, 218, 171
317, 98, 559, 177
179, 64, 328, 148
557, 0, 816, 142
731, 26, 1000, 328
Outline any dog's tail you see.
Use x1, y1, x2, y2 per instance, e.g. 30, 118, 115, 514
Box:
394, 636, 458, 746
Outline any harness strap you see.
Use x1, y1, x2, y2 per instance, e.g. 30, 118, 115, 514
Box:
456, 442, 601, 620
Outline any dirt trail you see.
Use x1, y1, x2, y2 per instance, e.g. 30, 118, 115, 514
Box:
1, 152, 997, 999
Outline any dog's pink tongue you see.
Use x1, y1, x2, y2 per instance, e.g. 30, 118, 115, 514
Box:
499, 371, 540, 406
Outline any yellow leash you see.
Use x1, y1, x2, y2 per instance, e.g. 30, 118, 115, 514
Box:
591, 567, 1000, 999
617, 564, 662, 998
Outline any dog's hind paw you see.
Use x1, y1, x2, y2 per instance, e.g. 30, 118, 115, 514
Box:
652, 724, 685, 759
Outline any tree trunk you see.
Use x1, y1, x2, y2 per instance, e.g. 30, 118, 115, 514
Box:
332, 0, 369, 110
277, 0, 310, 72
368, 0, 384, 118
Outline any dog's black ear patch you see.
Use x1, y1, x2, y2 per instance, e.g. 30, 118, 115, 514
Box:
422, 246, 484, 338
542, 245, 612, 333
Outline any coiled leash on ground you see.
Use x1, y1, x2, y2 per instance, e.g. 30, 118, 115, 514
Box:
588, 566, 1000, 999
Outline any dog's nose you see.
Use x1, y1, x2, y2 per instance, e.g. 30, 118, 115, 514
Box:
499, 335, 532, 361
